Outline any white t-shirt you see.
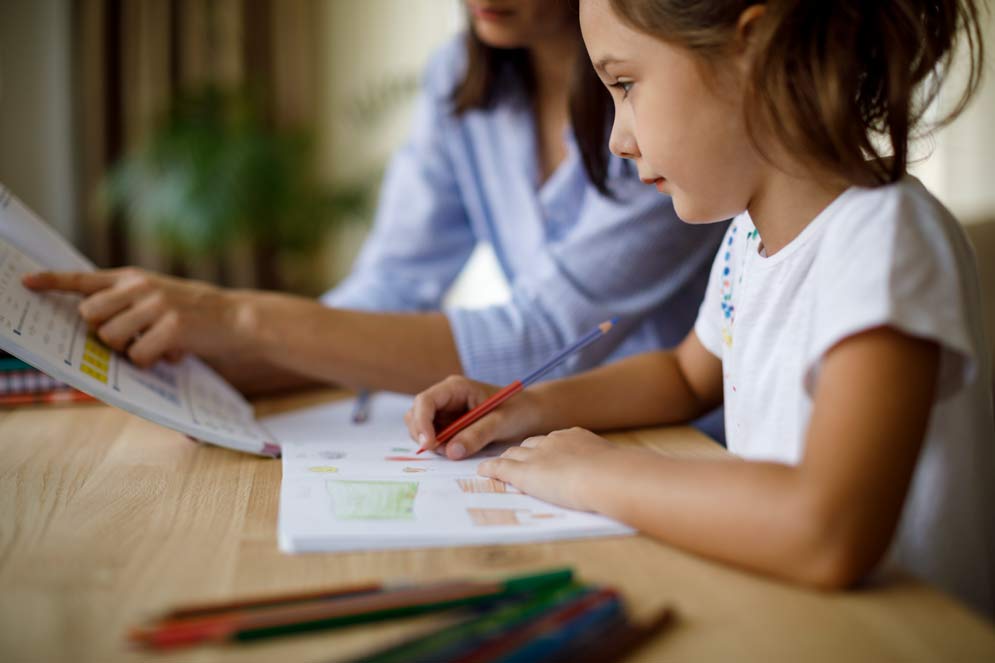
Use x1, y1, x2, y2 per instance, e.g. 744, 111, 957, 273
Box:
694, 176, 995, 617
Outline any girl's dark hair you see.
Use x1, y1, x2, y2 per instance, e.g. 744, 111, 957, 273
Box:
576, 0, 986, 190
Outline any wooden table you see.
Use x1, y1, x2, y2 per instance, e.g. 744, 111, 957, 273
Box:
2, 390, 993, 663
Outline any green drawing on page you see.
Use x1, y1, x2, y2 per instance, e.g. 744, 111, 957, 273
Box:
327, 480, 418, 520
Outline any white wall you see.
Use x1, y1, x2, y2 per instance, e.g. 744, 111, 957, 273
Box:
911, 9, 995, 224
316, 0, 463, 185
315, 0, 464, 286
0, 0, 75, 238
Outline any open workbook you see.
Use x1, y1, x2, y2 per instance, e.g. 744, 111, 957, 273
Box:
0, 184, 278, 455
264, 392, 633, 552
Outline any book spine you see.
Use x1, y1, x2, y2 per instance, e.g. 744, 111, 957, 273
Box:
0, 389, 97, 406
0, 370, 69, 395
0, 357, 34, 371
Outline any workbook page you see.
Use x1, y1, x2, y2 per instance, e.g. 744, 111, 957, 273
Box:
267, 393, 633, 552
0, 189, 276, 456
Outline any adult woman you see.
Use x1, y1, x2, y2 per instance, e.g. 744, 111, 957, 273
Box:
26, 1, 724, 420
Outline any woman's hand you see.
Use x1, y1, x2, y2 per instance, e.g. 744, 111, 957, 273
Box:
478, 427, 617, 512
22, 268, 249, 367
405, 375, 545, 460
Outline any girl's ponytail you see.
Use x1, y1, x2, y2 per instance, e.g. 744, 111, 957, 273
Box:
745, 0, 985, 186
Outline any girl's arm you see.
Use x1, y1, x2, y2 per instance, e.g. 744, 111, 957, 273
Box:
407, 329, 724, 458
480, 326, 940, 589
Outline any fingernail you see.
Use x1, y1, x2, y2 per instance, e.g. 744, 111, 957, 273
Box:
449, 443, 466, 459
418, 433, 427, 445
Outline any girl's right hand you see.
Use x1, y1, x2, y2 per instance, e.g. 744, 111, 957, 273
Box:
405, 376, 544, 460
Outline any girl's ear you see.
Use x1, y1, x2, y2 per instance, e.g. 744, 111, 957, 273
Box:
733, 5, 767, 71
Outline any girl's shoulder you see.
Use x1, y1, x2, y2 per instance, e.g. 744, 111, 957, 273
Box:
825, 176, 967, 254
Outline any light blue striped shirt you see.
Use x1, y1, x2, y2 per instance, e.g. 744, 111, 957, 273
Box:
324, 37, 727, 386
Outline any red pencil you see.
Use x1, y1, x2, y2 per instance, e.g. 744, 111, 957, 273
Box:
418, 318, 618, 452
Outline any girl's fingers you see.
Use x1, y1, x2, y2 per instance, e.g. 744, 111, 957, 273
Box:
409, 376, 478, 451
22, 271, 118, 295
499, 445, 533, 461
445, 410, 508, 460
478, 457, 523, 484
520, 436, 544, 448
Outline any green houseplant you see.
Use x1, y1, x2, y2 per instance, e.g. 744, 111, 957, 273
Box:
105, 86, 370, 292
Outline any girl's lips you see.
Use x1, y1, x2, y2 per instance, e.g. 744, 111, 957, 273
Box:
641, 177, 668, 192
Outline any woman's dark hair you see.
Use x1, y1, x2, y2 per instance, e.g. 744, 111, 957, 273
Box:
450, 29, 535, 114
575, 0, 986, 190
569, 40, 617, 196
452, 5, 624, 195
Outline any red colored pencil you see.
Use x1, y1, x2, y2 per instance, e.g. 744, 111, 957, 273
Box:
418, 318, 618, 452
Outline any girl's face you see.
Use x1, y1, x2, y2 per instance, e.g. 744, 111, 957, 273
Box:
466, 1, 574, 49
580, 0, 762, 223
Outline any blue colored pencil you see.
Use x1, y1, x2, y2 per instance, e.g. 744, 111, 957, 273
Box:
351, 390, 372, 424
421, 318, 618, 450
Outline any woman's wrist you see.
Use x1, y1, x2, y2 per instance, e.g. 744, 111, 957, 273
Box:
226, 289, 271, 358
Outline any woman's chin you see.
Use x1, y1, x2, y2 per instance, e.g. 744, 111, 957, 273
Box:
472, 24, 528, 49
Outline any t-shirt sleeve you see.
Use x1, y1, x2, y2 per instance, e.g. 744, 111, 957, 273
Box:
804, 186, 979, 400
694, 221, 739, 359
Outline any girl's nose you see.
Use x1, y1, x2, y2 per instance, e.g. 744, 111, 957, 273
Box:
609, 124, 640, 160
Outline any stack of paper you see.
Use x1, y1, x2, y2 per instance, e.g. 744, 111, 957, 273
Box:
265, 393, 634, 553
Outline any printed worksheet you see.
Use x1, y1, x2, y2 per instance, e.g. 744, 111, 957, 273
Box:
0, 185, 277, 456
265, 393, 634, 553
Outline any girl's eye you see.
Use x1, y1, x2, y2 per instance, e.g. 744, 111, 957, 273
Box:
610, 80, 634, 99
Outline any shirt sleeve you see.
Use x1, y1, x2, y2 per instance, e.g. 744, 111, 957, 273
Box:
446, 175, 727, 384
322, 42, 475, 313
804, 184, 979, 401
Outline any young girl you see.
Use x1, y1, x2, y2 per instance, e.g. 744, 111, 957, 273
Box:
407, 0, 995, 617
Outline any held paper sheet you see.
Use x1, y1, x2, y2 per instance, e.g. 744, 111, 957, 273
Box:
0, 185, 276, 456
265, 393, 634, 553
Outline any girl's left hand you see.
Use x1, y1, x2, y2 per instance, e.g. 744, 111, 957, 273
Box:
477, 427, 616, 512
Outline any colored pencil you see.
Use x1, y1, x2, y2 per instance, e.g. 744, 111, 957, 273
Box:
160, 580, 385, 620
129, 568, 573, 650
419, 318, 618, 451
0, 356, 33, 371
550, 605, 676, 662
352, 389, 372, 423
350, 584, 591, 663
455, 588, 622, 663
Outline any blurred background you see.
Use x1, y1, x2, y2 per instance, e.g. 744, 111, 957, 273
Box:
0, 0, 993, 301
